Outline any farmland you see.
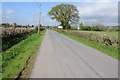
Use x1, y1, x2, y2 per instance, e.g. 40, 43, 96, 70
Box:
2, 2, 119, 79
78, 30, 118, 38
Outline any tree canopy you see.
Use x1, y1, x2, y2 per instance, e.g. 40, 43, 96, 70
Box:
48, 3, 80, 29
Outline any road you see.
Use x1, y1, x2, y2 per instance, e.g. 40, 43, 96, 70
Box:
30, 30, 118, 78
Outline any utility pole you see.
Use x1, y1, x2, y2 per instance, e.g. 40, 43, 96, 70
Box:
42, 16, 45, 27
37, 4, 41, 34
34, 1, 41, 34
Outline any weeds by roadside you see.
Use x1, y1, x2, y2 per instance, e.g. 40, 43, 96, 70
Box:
2, 30, 46, 78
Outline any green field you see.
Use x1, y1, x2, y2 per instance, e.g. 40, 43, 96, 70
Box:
2, 30, 46, 78
78, 30, 118, 38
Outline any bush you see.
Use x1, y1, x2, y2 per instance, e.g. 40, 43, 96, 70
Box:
102, 34, 112, 45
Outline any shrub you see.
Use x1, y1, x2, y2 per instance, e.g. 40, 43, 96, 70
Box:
102, 34, 112, 45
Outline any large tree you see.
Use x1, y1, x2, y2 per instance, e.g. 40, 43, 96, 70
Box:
48, 3, 79, 29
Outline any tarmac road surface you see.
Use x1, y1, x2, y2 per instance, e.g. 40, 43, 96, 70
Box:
30, 30, 118, 78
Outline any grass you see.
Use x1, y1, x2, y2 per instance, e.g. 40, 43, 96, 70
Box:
2, 30, 37, 52
0, 55, 1, 80
55, 30, 119, 60
77, 30, 118, 38
2, 30, 46, 78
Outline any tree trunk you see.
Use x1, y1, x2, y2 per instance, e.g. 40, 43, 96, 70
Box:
60, 21, 70, 29
65, 21, 69, 29
61, 21, 65, 29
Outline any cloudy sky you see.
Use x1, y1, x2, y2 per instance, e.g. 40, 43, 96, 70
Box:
1, 0, 119, 26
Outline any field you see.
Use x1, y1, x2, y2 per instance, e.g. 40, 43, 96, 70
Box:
2, 30, 46, 78
78, 30, 118, 38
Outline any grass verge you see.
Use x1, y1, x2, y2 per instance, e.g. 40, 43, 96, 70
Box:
2, 29, 46, 78
55, 29, 119, 60
2, 30, 37, 52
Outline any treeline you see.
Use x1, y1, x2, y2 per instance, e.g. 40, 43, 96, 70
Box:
52, 22, 119, 31
79, 23, 119, 31
0, 23, 36, 28
80, 26, 118, 31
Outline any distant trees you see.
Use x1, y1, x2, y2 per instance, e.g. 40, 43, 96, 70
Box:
1, 23, 12, 27
13, 23, 17, 27
1, 23, 36, 28
16, 25, 22, 27
48, 3, 79, 29
109, 26, 119, 31
79, 22, 108, 31
31, 25, 34, 27
80, 26, 107, 31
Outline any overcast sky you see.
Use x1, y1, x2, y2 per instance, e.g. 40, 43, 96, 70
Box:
1, 0, 119, 26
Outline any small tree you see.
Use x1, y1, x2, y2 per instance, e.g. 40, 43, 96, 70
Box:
13, 23, 17, 27
31, 25, 34, 27
80, 22, 83, 29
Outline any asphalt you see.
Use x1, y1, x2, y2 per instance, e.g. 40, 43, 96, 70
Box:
30, 30, 118, 78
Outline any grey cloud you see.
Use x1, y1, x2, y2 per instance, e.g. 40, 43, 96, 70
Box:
76, 2, 118, 26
